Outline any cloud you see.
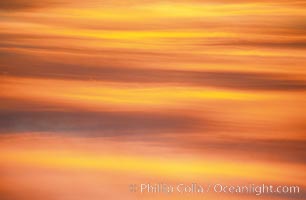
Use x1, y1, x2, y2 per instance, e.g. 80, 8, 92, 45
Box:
1, 52, 305, 91
0, 0, 59, 11
180, 137, 306, 164
0, 110, 203, 135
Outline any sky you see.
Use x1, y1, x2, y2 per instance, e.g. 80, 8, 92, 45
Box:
0, 0, 305, 199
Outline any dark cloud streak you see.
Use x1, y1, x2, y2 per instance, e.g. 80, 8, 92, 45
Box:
0, 110, 204, 136
0, 0, 60, 11
1, 53, 305, 91
180, 137, 306, 164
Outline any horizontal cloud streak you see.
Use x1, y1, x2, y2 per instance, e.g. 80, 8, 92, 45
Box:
1, 61, 305, 91
175, 137, 306, 164
0, 110, 203, 135
0, 0, 59, 11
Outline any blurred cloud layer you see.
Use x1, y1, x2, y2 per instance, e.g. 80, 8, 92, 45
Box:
0, 0, 305, 199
